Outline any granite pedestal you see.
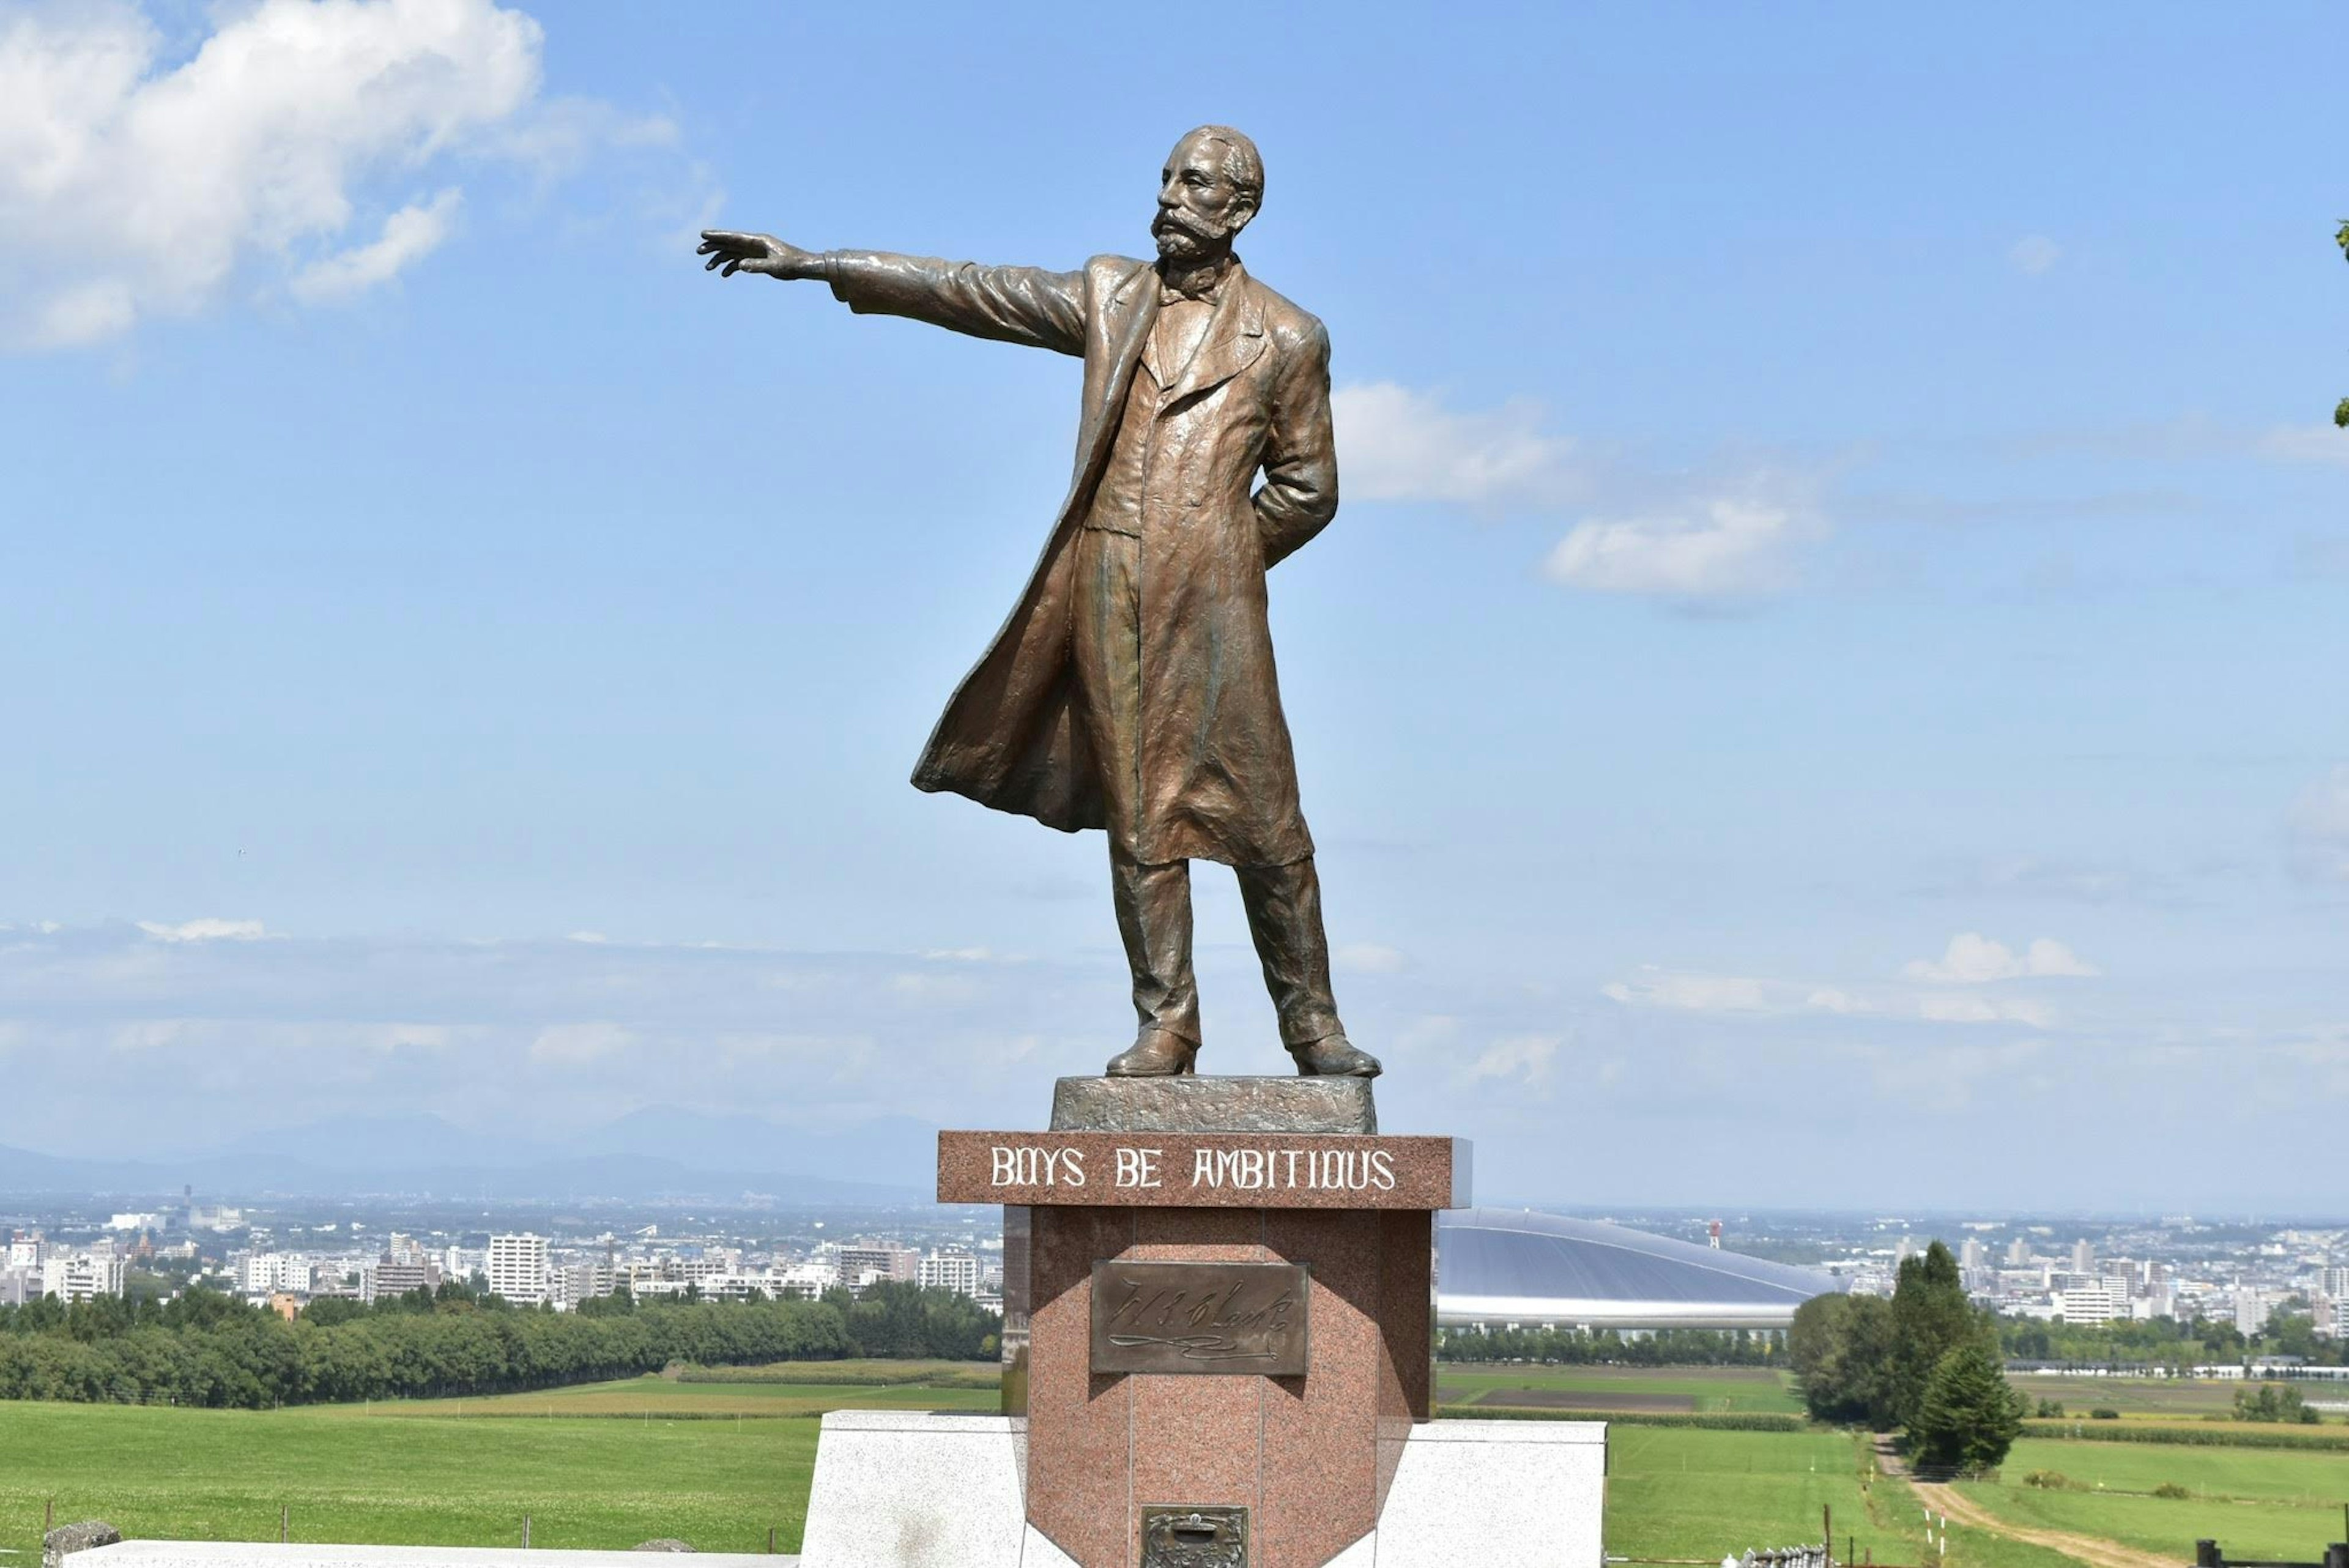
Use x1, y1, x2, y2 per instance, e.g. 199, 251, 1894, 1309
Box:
858, 1077, 1491, 1568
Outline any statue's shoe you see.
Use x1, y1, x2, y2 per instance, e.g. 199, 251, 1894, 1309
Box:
1290, 1035, 1382, 1077
1104, 1028, 1200, 1077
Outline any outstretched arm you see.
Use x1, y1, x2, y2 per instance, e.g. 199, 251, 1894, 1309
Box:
1254, 323, 1340, 568
699, 231, 1085, 357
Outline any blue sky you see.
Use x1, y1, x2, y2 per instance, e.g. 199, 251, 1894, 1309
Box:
1, 0, 2343, 1212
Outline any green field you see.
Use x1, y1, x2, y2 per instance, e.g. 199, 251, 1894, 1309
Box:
1952, 1436, 2349, 1563
0, 1366, 999, 1558
2008, 1373, 2330, 1423
6, 1371, 2343, 1565
360, 1368, 1001, 1420
1438, 1362, 1806, 1414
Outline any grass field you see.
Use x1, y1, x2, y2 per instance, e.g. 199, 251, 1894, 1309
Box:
357, 1369, 1001, 1420
1951, 1436, 2349, 1563
0, 1397, 824, 1560
2006, 1374, 2323, 1423
1438, 1362, 1806, 1414
6, 1369, 2342, 1564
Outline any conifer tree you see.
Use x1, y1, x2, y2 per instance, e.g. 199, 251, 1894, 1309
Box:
1908, 1340, 2024, 1473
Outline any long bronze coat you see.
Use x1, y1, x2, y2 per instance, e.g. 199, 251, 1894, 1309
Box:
823, 250, 1338, 868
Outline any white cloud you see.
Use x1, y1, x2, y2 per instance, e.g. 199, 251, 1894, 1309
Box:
289, 188, 462, 302
1603, 970, 1780, 1014
529, 1020, 631, 1065
1330, 382, 1581, 505
2287, 766, 2349, 882
136, 917, 267, 943
2008, 235, 2062, 275
1333, 942, 1406, 975
1463, 1033, 1560, 1088
1603, 962, 2066, 1028
1902, 933, 2100, 983
1544, 484, 1824, 599
0, 0, 665, 347
1917, 994, 2057, 1028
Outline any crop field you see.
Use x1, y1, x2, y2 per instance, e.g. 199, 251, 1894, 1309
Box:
1438, 1362, 1805, 1414
2006, 1373, 2313, 1422
1950, 1436, 2349, 1563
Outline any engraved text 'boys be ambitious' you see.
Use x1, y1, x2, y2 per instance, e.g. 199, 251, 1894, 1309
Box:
988, 1143, 1398, 1192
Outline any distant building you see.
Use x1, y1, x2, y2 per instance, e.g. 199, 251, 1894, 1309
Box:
6, 1232, 42, 1270
551, 1261, 615, 1310
919, 1249, 982, 1297
2052, 1284, 2124, 1325
373, 1255, 441, 1301
2071, 1239, 2095, 1274
488, 1233, 551, 1307
837, 1240, 921, 1289
2004, 1237, 2031, 1267
2320, 1267, 2349, 1301
41, 1252, 126, 1304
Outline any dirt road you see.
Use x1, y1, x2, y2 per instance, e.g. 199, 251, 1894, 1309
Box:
1901, 1468, 2175, 1568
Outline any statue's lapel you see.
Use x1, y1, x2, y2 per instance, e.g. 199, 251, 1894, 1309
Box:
1093, 264, 1158, 433
1165, 265, 1265, 405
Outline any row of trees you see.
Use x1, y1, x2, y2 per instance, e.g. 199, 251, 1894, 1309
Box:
1790, 1241, 2023, 1473
1436, 1325, 1780, 1365
0, 1280, 997, 1408
1999, 1306, 2343, 1368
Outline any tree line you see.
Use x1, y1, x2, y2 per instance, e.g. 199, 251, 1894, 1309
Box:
2000, 1307, 2343, 1369
0, 1279, 998, 1408
1436, 1325, 1781, 1365
1790, 1241, 2022, 1474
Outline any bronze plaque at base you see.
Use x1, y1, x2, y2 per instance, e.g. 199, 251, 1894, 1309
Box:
1140, 1504, 1248, 1567
1091, 1260, 1308, 1375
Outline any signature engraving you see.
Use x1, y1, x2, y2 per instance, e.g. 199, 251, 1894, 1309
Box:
1103, 1276, 1296, 1362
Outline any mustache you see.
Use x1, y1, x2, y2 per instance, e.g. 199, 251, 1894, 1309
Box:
1152, 209, 1215, 239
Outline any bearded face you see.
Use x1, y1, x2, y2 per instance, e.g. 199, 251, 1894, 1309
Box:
1152, 131, 1256, 262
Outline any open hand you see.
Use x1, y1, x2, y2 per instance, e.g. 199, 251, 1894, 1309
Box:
697, 230, 819, 280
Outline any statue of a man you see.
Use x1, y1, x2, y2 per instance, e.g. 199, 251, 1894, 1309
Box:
699, 125, 1380, 1080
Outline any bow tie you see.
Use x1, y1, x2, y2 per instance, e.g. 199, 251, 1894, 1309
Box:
1158, 264, 1231, 306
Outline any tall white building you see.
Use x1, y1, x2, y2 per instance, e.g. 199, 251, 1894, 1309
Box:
6, 1233, 42, 1270
2053, 1284, 2123, 1325
919, 1249, 982, 1297
41, 1252, 125, 1304
488, 1233, 551, 1306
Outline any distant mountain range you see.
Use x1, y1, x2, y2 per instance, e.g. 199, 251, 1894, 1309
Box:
0, 1105, 937, 1206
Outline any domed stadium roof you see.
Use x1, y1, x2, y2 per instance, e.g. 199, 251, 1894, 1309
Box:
1436, 1208, 1844, 1330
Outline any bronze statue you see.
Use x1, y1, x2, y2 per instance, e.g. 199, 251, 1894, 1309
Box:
700, 126, 1379, 1080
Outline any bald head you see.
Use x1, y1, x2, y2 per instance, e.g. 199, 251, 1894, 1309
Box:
1152, 125, 1263, 264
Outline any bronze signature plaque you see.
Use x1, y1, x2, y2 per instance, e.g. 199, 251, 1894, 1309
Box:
1091, 1261, 1308, 1375
1140, 1504, 1248, 1567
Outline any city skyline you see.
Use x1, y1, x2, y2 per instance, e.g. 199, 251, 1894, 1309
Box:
2, 1, 2345, 1213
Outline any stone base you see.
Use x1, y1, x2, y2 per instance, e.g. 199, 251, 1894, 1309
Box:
1049, 1076, 1378, 1134
1017, 1205, 1429, 1568
797, 1411, 1605, 1567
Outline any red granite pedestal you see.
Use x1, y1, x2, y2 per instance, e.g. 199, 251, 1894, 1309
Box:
938, 1117, 1471, 1568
